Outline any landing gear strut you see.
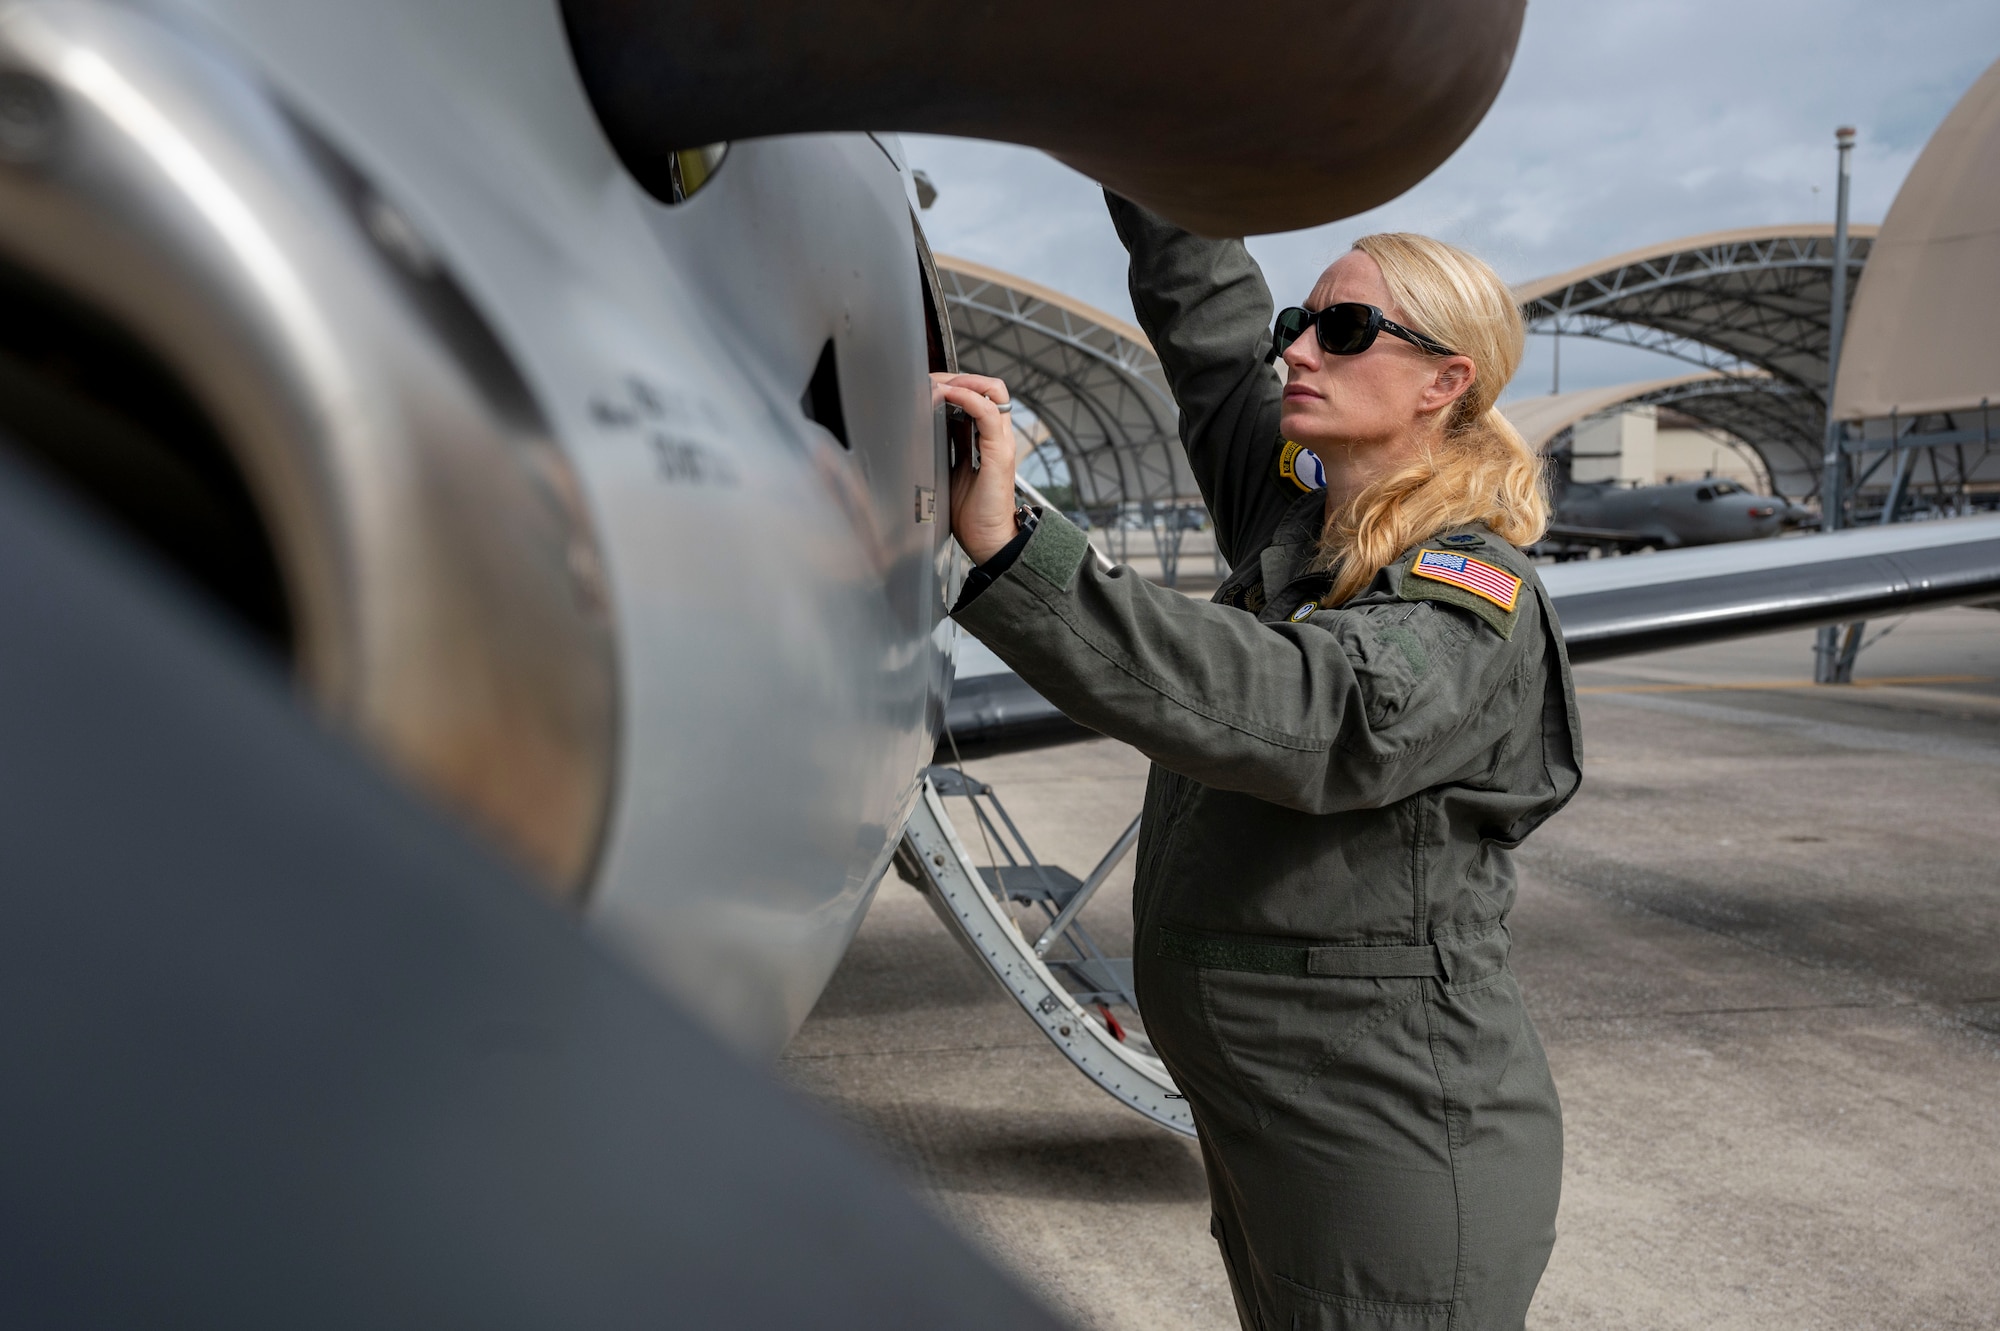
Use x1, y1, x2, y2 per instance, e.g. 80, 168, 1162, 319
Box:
896, 767, 1193, 1137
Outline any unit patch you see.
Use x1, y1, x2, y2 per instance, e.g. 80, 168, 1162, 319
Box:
1277, 439, 1326, 492
1289, 601, 1319, 622
1410, 549, 1521, 612
1438, 532, 1485, 548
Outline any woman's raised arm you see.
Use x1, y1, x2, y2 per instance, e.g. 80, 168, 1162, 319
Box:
1107, 193, 1294, 567
954, 509, 1566, 818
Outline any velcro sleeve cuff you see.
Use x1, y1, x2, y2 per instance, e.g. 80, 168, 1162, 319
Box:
1016, 508, 1091, 593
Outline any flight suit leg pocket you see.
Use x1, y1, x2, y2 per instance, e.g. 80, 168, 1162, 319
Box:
1200, 986, 1462, 1314
1268, 1273, 1452, 1331
1195, 964, 1426, 1135
1211, 1212, 1262, 1331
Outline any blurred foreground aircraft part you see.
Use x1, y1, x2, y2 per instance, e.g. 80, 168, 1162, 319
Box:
0, 459, 1063, 1330
558, 0, 1528, 236
0, 0, 621, 891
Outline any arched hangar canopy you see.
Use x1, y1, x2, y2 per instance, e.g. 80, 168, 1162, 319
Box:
933, 255, 1199, 514
1503, 375, 1722, 453
1834, 54, 2000, 425
1514, 225, 1876, 499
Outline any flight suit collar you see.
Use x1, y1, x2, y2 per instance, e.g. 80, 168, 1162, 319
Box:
1258, 490, 1328, 607
1378, 521, 1522, 594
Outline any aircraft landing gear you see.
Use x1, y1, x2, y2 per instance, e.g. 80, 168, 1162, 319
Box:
895, 767, 1194, 1137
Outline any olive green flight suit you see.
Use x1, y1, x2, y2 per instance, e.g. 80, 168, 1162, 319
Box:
950, 196, 1583, 1331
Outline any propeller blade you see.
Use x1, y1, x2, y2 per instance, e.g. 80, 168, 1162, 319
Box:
560, 0, 1527, 236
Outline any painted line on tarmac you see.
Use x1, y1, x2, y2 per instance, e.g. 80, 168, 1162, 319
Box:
1551, 998, 1905, 1023
783, 1040, 1047, 1062
1585, 690, 2000, 768
1576, 674, 1993, 694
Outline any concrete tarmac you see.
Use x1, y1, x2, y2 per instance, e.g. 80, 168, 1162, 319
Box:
784, 607, 2000, 1330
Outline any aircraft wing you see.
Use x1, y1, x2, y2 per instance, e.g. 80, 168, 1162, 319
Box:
944, 516, 2000, 754
945, 668, 1100, 759
1545, 512, 2000, 662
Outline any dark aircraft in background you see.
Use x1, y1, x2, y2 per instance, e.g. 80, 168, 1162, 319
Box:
1286, 443, 1812, 556
1541, 477, 1815, 557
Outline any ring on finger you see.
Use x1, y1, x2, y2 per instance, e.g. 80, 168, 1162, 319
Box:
993, 400, 1013, 415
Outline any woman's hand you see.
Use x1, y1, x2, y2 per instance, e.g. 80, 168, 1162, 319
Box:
932, 372, 1019, 564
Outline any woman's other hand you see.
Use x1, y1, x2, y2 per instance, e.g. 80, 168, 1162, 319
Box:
932, 372, 1019, 564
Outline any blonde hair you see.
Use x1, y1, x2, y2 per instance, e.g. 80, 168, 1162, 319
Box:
1315, 233, 1548, 604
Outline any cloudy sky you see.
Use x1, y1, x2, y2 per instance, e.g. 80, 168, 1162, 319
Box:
905, 0, 2000, 404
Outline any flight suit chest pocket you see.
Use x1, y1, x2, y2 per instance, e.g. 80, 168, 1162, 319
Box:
1345, 603, 1472, 730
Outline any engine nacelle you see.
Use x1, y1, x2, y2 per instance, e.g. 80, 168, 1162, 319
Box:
0, 2, 620, 892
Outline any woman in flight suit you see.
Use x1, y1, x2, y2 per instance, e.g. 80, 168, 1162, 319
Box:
933, 196, 1582, 1331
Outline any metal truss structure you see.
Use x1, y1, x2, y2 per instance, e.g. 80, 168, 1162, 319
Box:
1831, 402, 2000, 524
1813, 402, 1999, 682
1825, 55, 2000, 532
936, 234, 1989, 540
934, 255, 1210, 580
1516, 226, 1878, 500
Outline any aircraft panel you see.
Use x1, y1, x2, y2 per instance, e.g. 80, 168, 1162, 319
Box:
6, 0, 953, 1054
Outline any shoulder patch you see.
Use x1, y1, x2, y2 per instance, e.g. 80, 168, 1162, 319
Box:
1401, 549, 1523, 638
1438, 532, 1485, 548
1277, 440, 1325, 493
1410, 549, 1520, 611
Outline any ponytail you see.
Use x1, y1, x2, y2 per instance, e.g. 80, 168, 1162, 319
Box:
1314, 234, 1549, 604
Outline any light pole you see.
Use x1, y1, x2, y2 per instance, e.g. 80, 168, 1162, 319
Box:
1814, 125, 1856, 683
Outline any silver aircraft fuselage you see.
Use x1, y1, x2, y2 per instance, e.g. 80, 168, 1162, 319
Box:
0, 0, 951, 1051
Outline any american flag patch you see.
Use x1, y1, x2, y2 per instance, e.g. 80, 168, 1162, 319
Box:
1411, 549, 1521, 612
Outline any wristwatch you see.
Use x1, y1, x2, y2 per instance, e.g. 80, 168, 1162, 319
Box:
950, 505, 1040, 613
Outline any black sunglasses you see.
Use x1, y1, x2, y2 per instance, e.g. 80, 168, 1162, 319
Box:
1267, 303, 1459, 364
